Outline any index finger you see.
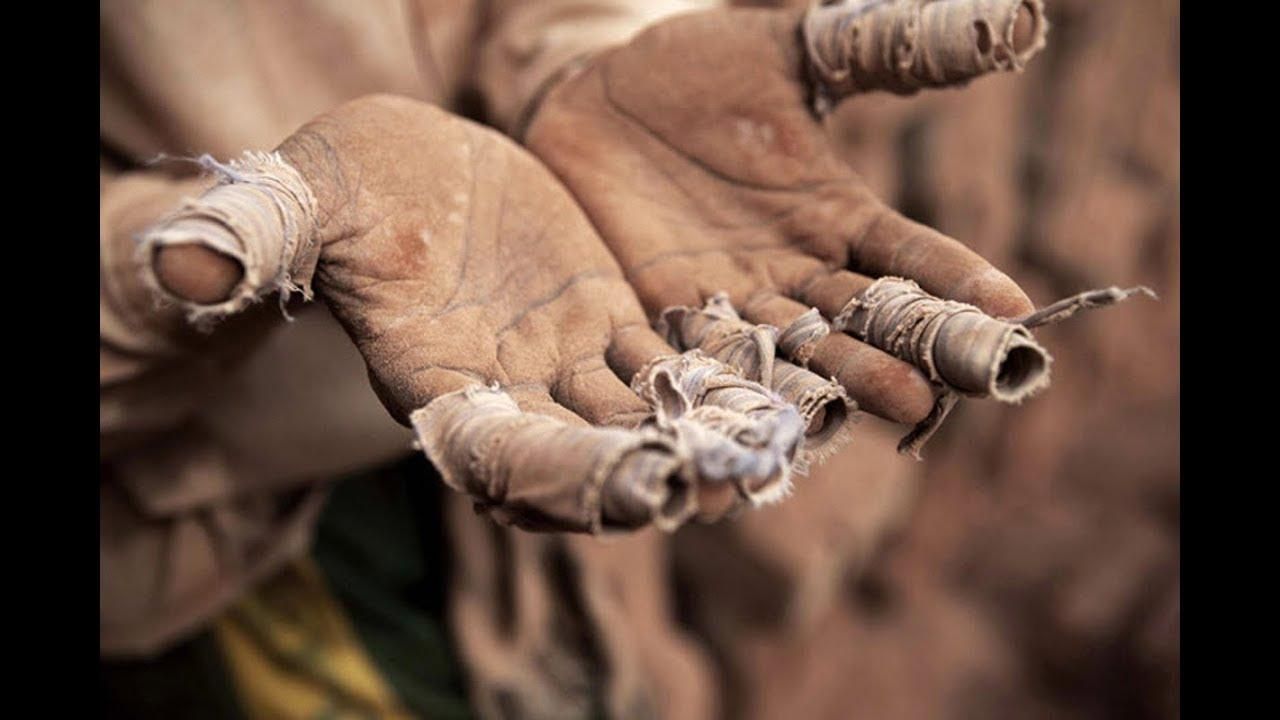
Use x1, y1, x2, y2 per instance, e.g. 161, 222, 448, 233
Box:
848, 197, 1035, 319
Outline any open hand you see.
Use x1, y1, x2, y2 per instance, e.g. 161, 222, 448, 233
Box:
524, 0, 1048, 425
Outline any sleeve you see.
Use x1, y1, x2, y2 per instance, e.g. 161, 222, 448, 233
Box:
100, 168, 413, 657
473, 0, 723, 133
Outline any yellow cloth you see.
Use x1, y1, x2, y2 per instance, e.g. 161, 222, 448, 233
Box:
214, 558, 414, 720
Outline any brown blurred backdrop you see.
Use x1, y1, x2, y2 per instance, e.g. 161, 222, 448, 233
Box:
672, 1, 1179, 718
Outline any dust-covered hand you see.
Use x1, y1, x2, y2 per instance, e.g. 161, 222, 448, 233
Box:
137, 95, 807, 533
523, 0, 1050, 428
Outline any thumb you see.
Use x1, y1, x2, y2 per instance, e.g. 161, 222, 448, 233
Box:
140, 94, 459, 324
137, 151, 322, 325
152, 243, 245, 305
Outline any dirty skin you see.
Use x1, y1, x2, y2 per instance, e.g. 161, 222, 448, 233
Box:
131, 1, 1149, 530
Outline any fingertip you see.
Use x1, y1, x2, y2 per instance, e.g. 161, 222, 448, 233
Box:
956, 267, 1036, 320
1012, 1, 1039, 54
153, 244, 244, 305
607, 323, 680, 383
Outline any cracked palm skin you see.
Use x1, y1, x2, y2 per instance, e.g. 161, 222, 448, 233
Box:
152, 95, 791, 531
277, 97, 646, 428
523, 3, 1043, 425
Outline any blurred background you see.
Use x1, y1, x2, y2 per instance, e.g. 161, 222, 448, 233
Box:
672, 1, 1178, 718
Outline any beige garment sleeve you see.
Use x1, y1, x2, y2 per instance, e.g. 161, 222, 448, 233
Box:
101, 170, 243, 454
101, 169, 413, 656
100, 0, 730, 659
100, 0, 435, 163
475, 0, 723, 134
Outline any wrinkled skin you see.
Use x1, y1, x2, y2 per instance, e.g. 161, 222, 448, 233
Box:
151, 95, 780, 527
274, 96, 657, 427
524, 6, 1039, 424
150, 96, 665, 425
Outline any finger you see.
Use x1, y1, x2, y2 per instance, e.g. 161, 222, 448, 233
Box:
152, 243, 245, 304
606, 322, 684, 385
796, 268, 875, 320
847, 197, 1035, 319
139, 96, 451, 323
609, 322, 806, 508
410, 385, 695, 533
503, 387, 702, 532
605, 322, 706, 428
797, 270, 1050, 401
802, 0, 1048, 112
610, 323, 799, 453
740, 291, 935, 424
554, 356, 652, 428
658, 293, 853, 450
136, 152, 321, 324
102, 172, 235, 344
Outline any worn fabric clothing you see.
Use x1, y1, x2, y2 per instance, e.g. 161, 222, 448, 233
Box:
101, 2, 718, 718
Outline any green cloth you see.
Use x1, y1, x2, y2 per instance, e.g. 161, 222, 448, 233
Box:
312, 455, 473, 719
101, 454, 473, 719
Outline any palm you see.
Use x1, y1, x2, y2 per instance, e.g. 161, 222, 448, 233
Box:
284, 98, 645, 426
141, 95, 807, 532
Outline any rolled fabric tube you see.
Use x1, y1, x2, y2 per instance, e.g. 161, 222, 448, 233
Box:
802, 0, 1049, 114
632, 351, 806, 508
135, 152, 321, 325
833, 276, 1051, 402
1014, 285, 1158, 329
832, 277, 1155, 458
658, 294, 854, 461
410, 385, 696, 534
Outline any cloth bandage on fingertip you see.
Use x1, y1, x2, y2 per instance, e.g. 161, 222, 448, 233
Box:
803, 0, 1049, 114
833, 276, 1052, 403
631, 351, 806, 507
409, 385, 696, 534
658, 294, 855, 465
836, 277, 1155, 458
135, 151, 320, 326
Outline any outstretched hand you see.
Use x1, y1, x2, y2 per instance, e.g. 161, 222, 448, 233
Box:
139, 95, 806, 533
524, 0, 1048, 425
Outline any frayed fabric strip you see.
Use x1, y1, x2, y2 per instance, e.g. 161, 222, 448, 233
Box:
632, 351, 806, 509
658, 294, 855, 466
803, 0, 1049, 114
410, 385, 696, 534
897, 391, 960, 460
776, 308, 830, 368
409, 362, 807, 534
771, 363, 855, 467
135, 151, 320, 327
1015, 286, 1157, 329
